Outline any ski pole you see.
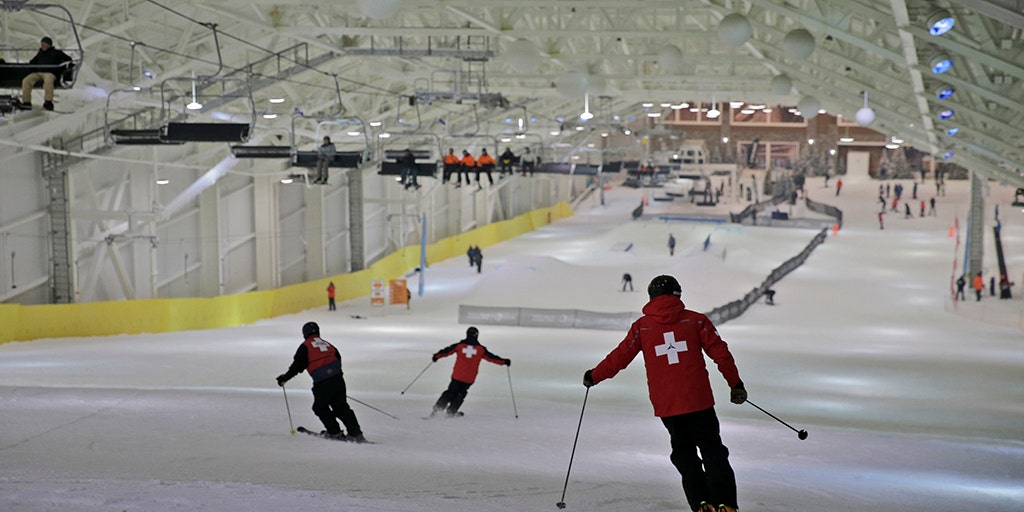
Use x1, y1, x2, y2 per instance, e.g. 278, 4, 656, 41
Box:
506, 366, 518, 419
348, 395, 399, 420
745, 399, 808, 440
282, 385, 296, 435
556, 387, 589, 509
400, 360, 434, 394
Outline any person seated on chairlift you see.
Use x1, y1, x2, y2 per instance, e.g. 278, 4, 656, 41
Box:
16, 36, 72, 112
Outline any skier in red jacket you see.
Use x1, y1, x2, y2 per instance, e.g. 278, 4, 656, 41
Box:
277, 322, 366, 442
584, 275, 747, 512
431, 327, 510, 417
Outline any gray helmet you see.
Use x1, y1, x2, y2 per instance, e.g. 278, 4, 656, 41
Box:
648, 275, 682, 299
302, 321, 320, 338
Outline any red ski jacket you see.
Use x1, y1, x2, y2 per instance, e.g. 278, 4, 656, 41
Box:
434, 339, 507, 384
591, 295, 741, 417
283, 335, 343, 383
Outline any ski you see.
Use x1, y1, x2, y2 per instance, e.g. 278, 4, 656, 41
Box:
422, 411, 465, 420
295, 426, 376, 443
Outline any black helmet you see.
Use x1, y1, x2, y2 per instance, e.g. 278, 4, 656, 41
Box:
648, 275, 682, 299
466, 326, 479, 340
302, 321, 320, 338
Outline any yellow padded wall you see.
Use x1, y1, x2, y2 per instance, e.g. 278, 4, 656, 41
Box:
0, 201, 573, 344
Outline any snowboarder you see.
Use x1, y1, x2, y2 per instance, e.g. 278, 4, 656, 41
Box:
584, 275, 746, 512
276, 322, 367, 442
764, 288, 776, 305
430, 327, 510, 417
622, 273, 634, 292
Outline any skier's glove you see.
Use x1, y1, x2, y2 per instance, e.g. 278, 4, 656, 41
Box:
730, 381, 747, 404
276, 374, 289, 387
504, 359, 511, 366
583, 369, 596, 388
431, 354, 439, 362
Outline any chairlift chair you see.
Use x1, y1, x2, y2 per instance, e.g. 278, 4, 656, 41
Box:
0, 3, 83, 92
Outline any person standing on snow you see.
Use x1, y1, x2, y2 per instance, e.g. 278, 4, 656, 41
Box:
430, 327, 510, 417
326, 281, 336, 311
973, 272, 984, 301
276, 322, 367, 442
668, 233, 676, 256
583, 275, 747, 512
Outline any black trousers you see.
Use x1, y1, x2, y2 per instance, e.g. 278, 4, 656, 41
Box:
434, 378, 472, 415
311, 374, 362, 437
661, 407, 737, 511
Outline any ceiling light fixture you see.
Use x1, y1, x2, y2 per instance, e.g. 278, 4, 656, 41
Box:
580, 93, 594, 121
186, 71, 203, 111
930, 53, 953, 74
937, 87, 955, 100
707, 95, 721, 119
927, 10, 956, 36
269, 98, 285, 104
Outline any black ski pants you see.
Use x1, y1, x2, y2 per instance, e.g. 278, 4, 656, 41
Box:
311, 374, 362, 437
434, 378, 472, 415
661, 407, 737, 511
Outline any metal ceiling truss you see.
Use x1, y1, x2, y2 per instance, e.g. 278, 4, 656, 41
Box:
2, 0, 1022, 191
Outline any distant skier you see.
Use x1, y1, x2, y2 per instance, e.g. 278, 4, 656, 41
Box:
430, 327, 510, 417
473, 246, 483, 273
668, 233, 676, 256
622, 273, 634, 292
764, 288, 776, 305
276, 322, 367, 442
584, 275, 747, 512
973, 272, 984, 301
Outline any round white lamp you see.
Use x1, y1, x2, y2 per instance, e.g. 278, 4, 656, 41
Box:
358, 0, 401, 20
770, 74, 792, 95
506, 39, 540, 74
718, 13, 752, 47
557, 73, 589, 98
798, 96, 820, 118
658, 45, 682, 73
782, 29, 815, 60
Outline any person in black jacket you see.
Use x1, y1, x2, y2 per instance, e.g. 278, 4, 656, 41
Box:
400, 149, 420, 189
276, 321, 367, 442
20, 37, 72, 111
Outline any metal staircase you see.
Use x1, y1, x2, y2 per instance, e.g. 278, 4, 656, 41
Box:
42, 149, 74, 303
966, 172, 985, 277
